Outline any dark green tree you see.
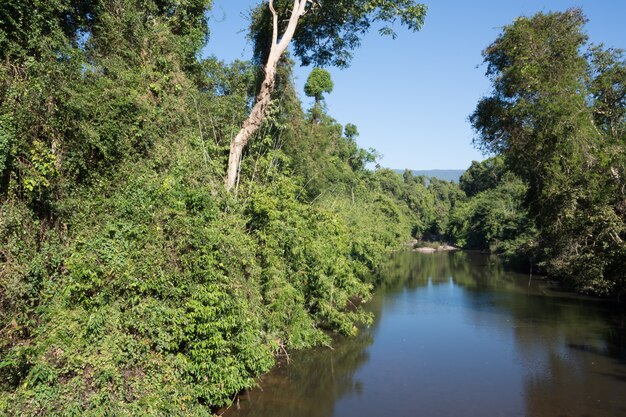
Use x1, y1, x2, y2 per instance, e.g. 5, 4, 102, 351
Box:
459, 157, 506, 198
471, 8, 626, 296
344, 123, 359, 140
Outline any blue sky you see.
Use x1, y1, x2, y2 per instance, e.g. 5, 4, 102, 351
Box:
203, 1, 625, 170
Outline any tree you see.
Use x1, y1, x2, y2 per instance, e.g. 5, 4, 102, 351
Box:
344, 123, 359, 140
304, 67, 333, 121
589, 46, 626, 140
470, 8, 626, 296
304, 67, 334, 103
459, 156, 506, 198
225, 0, 427, 191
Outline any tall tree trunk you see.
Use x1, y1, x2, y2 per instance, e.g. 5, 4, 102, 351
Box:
225, 63, 277, 191
225, 0, 308, 191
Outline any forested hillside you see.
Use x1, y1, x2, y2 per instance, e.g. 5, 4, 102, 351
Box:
0, 1, 443, 415
393, 169, 464, 183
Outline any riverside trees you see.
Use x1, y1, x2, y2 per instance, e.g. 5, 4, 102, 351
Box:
470, 9, 626, 296
0, 1, 432, 414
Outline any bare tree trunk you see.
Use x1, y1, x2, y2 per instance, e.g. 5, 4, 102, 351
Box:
225, 0, 308, 191
225, 65, 277, 191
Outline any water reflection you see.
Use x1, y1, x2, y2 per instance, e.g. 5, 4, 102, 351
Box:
222, 328, 373, 417
225, 252, 626, 417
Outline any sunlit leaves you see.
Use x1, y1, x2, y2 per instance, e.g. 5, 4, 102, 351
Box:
249, 0, 426, 68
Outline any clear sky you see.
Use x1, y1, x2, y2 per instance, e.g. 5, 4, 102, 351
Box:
203, 1, 625, 171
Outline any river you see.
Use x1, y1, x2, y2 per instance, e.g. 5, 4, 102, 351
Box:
224, 251, 626, 417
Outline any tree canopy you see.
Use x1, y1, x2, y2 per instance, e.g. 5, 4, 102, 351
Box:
304, 67, 334, 102
470, 8, 626, 296
249, 0, 427, 67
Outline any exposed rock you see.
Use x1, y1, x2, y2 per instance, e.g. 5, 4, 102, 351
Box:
414, 247, 437, 253
413, 244, 459, 253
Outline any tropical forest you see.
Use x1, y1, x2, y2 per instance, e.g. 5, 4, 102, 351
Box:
0, 1, 624, 416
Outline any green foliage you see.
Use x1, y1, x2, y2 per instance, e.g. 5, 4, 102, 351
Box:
0, 136, 412, 414
471, 8, 626, 296
304, 67, 334, 121
0, 0, 214, 210
245, 176, 375, 341
0, 2, 427, 413
344, 123, 359, 140
304, 68, 334, 102
0, 113, 14, 183
452, 158, 535, 255
250, 65, 376, 199
426, 177, 466, 239
450, 171, 537, 257
589, 46, 626, 137
459, 156, 506, 198
360, 168, 468, 244
249, 0, 427, 67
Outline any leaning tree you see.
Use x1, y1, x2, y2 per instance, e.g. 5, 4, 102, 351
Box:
225, 0, 427, 191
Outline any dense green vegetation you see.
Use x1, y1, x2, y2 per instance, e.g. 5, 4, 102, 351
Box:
0, 2, 624, 415
427, 9, 626, 299
0, 0, 437, 415
447, 157, 537, 268
463, 9, 626, 297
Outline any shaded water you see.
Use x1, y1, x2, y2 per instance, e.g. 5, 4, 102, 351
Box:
224, 251, 626, 417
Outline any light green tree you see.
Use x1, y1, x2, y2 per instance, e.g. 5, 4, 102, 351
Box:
304, 68, 334, 103
304, 68, 333, 121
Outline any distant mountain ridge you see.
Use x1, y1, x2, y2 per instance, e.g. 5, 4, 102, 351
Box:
393, 169, 465, 183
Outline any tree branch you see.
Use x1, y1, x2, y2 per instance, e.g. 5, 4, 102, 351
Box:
275, 0, 306, 55
269, 0, 278, 46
